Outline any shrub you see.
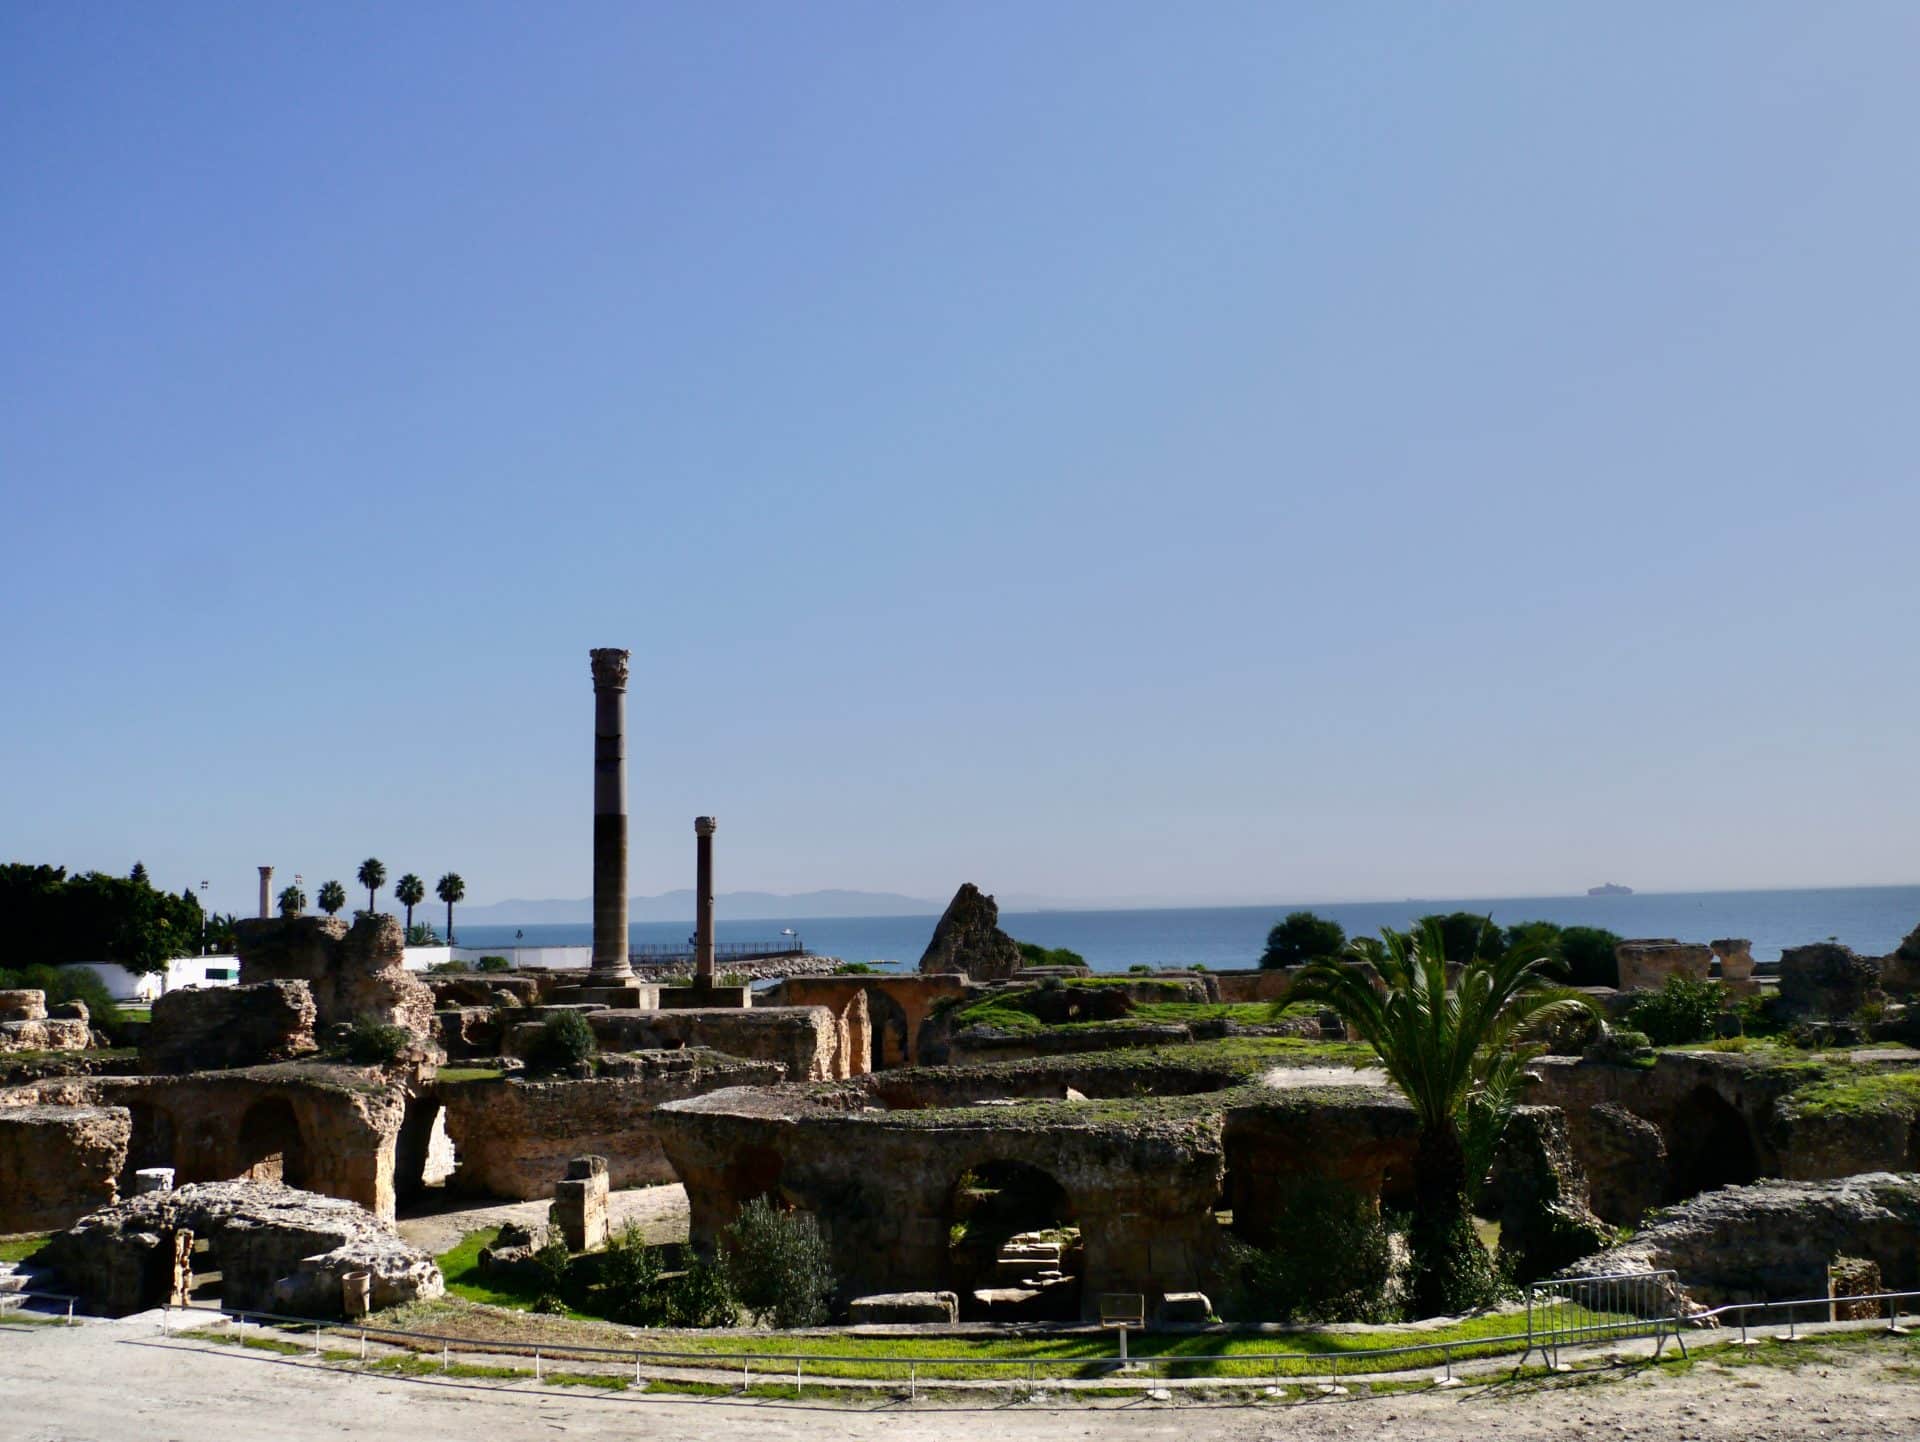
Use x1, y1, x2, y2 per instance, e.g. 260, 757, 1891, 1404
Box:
428, 960, 470, 974
1259, 912, 1347, 969
1016, 942, 1089, 969
532, 1234, 573, 1314
1221, 1174, 1398, 1323
1626, 975, 1723, 1046
1559, 927, 1623, 988
476, 956, 511, 973
597, 1224, 667, 1324
834, 962, 879, 975
1584, 1027, 1654, 1064
1413, 912, 1506, 964
405, 922, 442, 946
667, 1256, 739, 1327
524, 1010, 597, 1074
1128, 964, 1153, 975
723, 1196, 835, 1329
343, 1015, 413, 1065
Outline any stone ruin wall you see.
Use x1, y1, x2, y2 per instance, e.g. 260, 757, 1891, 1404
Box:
0, 989, 91, 1054
503, 1005, 846, 1082
0, 1104, 130, 1232
2, 1065, 411, 1221
437, 1050, 786, 1200
233, 913, 437, 1040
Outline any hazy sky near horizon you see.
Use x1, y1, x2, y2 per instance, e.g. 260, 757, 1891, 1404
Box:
5, 3, 1920, 918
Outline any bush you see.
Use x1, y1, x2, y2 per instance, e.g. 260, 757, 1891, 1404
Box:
723, 1196, 835, 1329
428, 960, 470, 974
477, 956, 511, 973
1260, 912, 1346, 969
1128, 964, 1153, 975
1584, 1027, 1653, 1064
1414, 912, 1506, 964
524, 1010, 597, 1074
532, 1234, 573, 1314
1559, 927, 1623, 988
1016, 942, 1088, 969
597, 1224, 667, 1324
1626, 975, 1723, 1046
0, 963, 121, 1029
668, 1256, 740, 1327
1221, 1174, 1398, 1323
343, 1015, 413, 1065
834, 962, 879, 975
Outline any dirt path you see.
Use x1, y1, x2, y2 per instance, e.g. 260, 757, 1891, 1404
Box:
6, 1317, 1918, 1441
395, 1183, 690, 1256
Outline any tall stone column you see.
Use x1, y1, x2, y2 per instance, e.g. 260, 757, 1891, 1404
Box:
589, 648, 633, 980
693, 816, 717, 983
258, 866, 274, 919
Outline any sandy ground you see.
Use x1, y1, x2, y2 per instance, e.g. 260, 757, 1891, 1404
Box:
5, 1316, 1918, 1442
395, 1183, 691, 1256
1260, 1066, 1386, 1090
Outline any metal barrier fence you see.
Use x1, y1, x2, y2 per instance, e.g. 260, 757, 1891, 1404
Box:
0, 1291, 80, 1324
99, 1281, 1920, 1400
1522, 1269, 1687, 1368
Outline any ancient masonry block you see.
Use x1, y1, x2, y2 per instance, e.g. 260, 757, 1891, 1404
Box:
552, 1154, 610, 1252
1613, 940, 1713, 993
847, 1291, 959, 1324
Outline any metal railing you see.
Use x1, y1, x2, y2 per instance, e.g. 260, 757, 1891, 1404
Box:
130, 1281, 1920, 1401
1521, 1269, 1687, 1368
630, 941, 807, 963
0, 1290, 81, 1325
148, 1302, 1570, 1394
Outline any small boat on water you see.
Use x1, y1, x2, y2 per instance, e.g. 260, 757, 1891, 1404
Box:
1587, 881, 1633, 897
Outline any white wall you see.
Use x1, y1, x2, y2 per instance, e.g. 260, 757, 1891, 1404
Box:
70, 955, 240, 1001
401, 944, 592, 972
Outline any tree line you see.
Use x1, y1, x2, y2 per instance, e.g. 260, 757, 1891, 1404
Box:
1260, 909, 1624, 987
274, 858, 467, 942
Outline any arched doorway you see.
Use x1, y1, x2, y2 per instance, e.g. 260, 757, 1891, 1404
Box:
865, 987, 911, 1070
394, 1097, 455, 1207
946, 1160, 1079, 1319
1668, 1086, 1759, 1200
237, 1099, 308, 1188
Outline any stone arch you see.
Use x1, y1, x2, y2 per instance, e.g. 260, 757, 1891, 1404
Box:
393, 1095, 454, 1207
1668, 1085, 1759, 1200
865, 986, 911, 1070
237, 1098, 308, 1188
945, 1158, 1079, 1317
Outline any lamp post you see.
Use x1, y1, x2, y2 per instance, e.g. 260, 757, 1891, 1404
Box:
199, 880, 209, 954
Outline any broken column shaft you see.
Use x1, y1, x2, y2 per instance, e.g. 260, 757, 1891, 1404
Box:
257, 866, 273, 919
694, 816, 717, 982
589, 648, 633, 980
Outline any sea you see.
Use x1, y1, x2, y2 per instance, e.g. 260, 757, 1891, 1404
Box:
450, 885, 1920, 973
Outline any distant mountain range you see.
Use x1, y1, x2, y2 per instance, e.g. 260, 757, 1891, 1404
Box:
459, 889, 944, 924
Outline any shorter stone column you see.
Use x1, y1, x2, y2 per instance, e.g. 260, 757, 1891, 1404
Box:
552, 1154, 610, 1252
694, 816, 717, 984
258, 866, 274, 920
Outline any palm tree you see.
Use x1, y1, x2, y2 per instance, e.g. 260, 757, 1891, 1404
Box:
436, 872, 465, 944
317, 880, 348, 917
357, 858, 387, 916
1292, 917, 1596, 1317
394, 874, 426, 932
277, 885, 307, 918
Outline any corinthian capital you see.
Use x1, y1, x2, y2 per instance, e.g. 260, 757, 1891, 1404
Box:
589, 647, 631, 690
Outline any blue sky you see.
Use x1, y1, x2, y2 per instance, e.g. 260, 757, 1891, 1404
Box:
4, 2, 1918, 917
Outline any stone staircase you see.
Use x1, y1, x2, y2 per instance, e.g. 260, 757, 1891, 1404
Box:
0, 1255, 65, 1316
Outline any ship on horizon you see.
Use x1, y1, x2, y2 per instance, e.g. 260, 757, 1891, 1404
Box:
1587, 881, 1633, 897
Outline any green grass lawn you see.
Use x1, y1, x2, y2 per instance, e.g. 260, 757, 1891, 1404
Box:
424, 1225, 1606, 1382
0, 1234, 50, 1266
